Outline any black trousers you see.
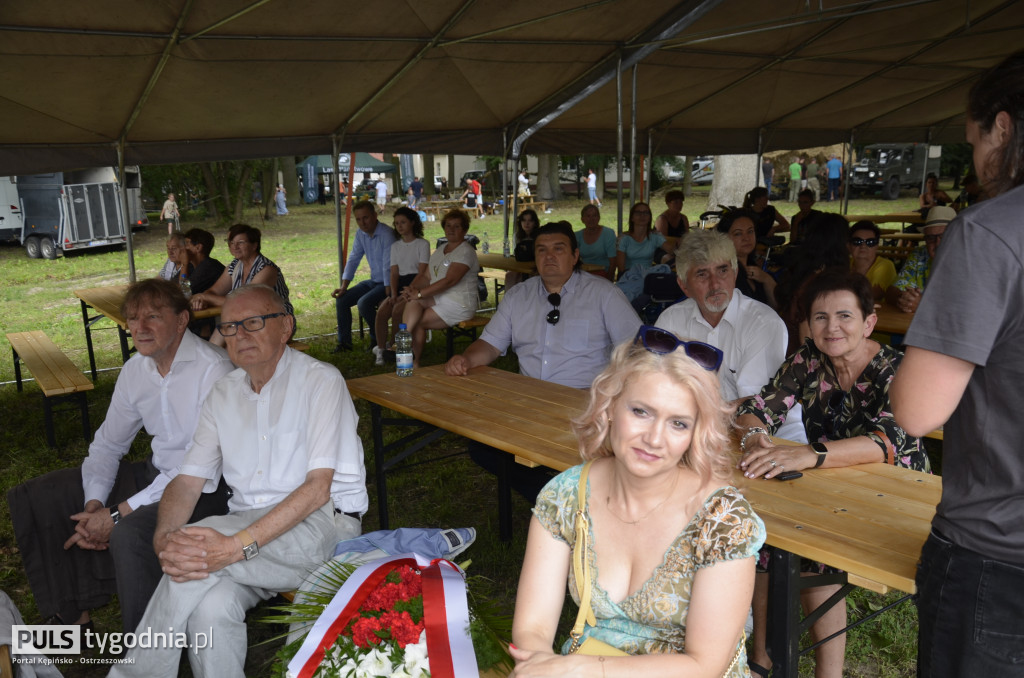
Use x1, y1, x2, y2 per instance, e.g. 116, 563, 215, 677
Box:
8, 459, 228, 631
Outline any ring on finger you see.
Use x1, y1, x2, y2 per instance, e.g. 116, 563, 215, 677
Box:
769, 459, 777, 468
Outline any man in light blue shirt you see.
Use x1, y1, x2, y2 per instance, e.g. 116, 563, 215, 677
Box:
826, 155, 844, 201
331, 200, 396, 351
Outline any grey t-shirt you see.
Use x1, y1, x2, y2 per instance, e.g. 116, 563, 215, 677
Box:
904, 183, 1024, 564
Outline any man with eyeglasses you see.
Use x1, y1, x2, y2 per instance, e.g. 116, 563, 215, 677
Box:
445, 222, 640, 499
654, 229, 806, 443
8, 279, 233, 635
885, 206, 955, 313
114, 284, 367, 677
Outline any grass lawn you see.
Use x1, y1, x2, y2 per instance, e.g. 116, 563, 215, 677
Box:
0, 186, 933, 676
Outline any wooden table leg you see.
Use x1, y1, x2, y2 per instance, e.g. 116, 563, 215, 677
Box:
767, 548, 802, 678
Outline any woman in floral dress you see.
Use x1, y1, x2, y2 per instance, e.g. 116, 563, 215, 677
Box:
511, 327, 765, 677
736, 268, 927, 678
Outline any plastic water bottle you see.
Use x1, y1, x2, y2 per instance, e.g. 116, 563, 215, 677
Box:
481, 231, 490, 254
395, 324, 413, 377
179, 273, 192, 299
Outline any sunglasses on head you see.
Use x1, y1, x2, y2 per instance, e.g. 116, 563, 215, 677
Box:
634, 325, 724, 372
850, 237, 878, 247
546, 292, 561, 325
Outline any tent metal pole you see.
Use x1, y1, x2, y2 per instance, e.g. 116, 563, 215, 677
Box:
646, 131, 653, 204
919, 128, 933, 198
756, 128, 765, 188
331, 133, 346, 288
616, 54, 624, 234
842, 129, 855, 215
116, 141, 137, 283
630, 64, 638, 207
501, 127, 511, 255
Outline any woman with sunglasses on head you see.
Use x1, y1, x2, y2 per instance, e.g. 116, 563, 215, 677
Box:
847, 220, 896, 301
511, 327, 764, 677
401, 208, 479, 368
735, 268, 927, 678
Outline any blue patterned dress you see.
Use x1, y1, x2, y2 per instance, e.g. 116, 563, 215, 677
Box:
533, 464, 764, 675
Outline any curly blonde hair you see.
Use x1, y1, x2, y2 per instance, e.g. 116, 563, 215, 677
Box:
571, 339, 736, 483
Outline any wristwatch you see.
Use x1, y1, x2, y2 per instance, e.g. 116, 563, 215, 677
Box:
109, 508, 121, 525
237, 529, 259, 560
811, 442, 828, 468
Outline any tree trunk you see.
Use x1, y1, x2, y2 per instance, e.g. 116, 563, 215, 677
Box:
535, 154, 556, 201
280, 156, 299, 205
232, 163, 253, 223
263, 159, 278, 221
545, 155, 562, 200
384, 153, 401, 201
447, 155, 456, 198
423, 153, 435, 197
682, 156, 693, 197
199, 164, 221, 221
706, 154, 758, 212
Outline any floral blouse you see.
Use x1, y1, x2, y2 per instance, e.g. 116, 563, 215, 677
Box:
737, 338, 929, 471
533, 464, 764, 673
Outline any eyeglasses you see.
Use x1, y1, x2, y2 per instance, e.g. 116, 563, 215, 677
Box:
546, 293, 561, 325
849, 237, 878, 247
924, 233, 944, 244
634, 325, 724, 372
823, 388, 846, 439
217, 312, 286, 336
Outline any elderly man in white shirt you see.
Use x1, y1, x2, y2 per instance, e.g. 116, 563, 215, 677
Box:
8, 279, 234, 634
112, 284, 366, 678
656, 229, 806, 443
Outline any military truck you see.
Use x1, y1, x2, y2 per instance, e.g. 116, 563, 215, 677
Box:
849, 143, 942, 200
0, 167, 147, 259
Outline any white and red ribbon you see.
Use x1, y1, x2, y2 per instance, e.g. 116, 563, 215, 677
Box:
287, 552, 479, 678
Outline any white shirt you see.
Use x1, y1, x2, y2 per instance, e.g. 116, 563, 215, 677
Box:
656, 289, 807, 442
390, 237, 431, 276
157, 259, 177, 281
80, 331, 233, 510
587, 172, 597, 189
181, 348, 368, 514
375, 181, 387, 199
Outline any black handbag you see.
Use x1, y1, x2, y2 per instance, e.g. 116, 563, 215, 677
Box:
514, 239, 534, 262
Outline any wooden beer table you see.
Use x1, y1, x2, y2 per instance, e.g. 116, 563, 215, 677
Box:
345, 365, 939, 678
873, 302, 914, 336
74, 284, 220, 379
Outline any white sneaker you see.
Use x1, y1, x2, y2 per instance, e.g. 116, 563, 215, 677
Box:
372, 346, 384, 366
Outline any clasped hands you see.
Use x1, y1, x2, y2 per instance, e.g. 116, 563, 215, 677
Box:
739, 433, 817, 480
64, 500, 115, 551
400, 286, 422, 303
155, 526, 241, 582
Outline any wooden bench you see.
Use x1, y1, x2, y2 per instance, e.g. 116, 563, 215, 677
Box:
478, 270, 507, 302
7, 330, 93, 448
445, 314, 491, 359
287, 340, 311, 352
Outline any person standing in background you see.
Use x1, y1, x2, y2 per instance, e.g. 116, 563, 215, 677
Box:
892, 50, 1024, 678
160, 193, 179, 235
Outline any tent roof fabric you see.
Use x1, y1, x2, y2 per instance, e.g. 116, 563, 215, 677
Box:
1, 0, 1022, 174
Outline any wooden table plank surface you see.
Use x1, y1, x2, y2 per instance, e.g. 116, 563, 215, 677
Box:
346, 365, 938, 595
872, 302, 914, 335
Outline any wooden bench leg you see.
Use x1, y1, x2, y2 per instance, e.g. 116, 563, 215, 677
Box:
77, 392, 91, 442
11, 347, 22, 392
43, 396, 56, 449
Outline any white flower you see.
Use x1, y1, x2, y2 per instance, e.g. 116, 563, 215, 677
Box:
356, 647, 395, 677
403, 632, 430, 677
